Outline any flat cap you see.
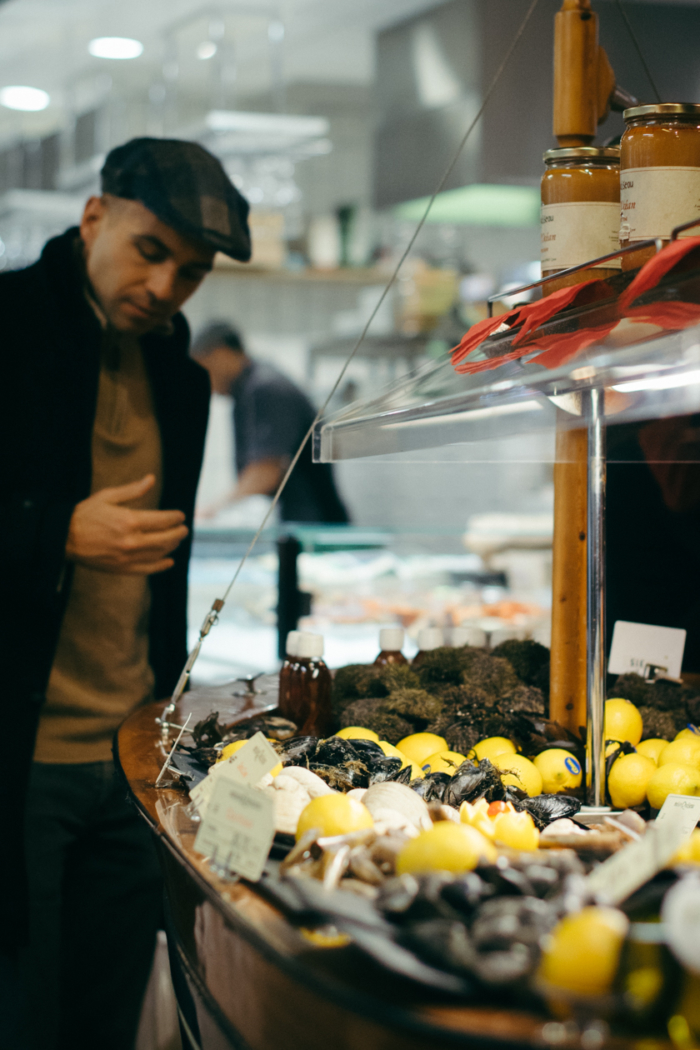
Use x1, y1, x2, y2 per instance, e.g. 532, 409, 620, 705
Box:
101, 137, 251, 262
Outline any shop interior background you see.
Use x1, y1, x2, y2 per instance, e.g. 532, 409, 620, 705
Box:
3, 0, 699, 683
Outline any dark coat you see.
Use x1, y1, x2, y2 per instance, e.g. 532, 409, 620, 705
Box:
0, 228, 210, 950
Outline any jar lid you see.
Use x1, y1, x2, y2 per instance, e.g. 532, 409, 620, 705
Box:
417, 627, 443, 651
624, 103, 700, 121
296, 632, 324, 659
543, 146, 620, 164
379, 627, 404, 651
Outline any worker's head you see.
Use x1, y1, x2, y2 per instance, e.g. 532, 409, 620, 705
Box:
80, 138, 251, 334
190, 322, 248, 393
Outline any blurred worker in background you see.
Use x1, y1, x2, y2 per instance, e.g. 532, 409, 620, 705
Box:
192, 322, 350, 524
1, 137, 251, 1050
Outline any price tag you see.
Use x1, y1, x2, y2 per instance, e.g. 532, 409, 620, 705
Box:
189, 732, 280, 818
587, 794, 700, 904
608, 620, 686, 679
194, 774, 275, 881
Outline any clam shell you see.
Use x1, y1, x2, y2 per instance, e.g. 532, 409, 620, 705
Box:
363, 782, 432, 831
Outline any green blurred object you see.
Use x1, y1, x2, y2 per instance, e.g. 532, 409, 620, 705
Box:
394, 184, 540, 227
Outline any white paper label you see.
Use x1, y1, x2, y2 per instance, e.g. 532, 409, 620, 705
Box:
620, 166, 700, 241
194, 776, 275, 881
587, 794, 700, 904
541, 201, 622, 270
189, 732, 280, 819
608, 620, 686, 679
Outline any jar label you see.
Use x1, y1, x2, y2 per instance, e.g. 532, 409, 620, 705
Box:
620, 166, 700, 241
541, 202, 622, 271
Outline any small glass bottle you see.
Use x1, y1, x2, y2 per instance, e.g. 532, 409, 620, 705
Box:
278, 630, 300, 713
412, 627, 443, 666
374, 627, 407, 666
289, 632, 333, 737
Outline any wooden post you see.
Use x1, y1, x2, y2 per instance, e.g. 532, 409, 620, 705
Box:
553, 0, 616, 147
549, 422, 588, 735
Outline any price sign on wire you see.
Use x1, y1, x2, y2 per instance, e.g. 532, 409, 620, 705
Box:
189, 731, 280, 819
194, 774, 275, 882
587, 794, 700, 905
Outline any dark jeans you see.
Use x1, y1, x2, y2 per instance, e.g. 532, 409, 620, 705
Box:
17, 760, 162, 1050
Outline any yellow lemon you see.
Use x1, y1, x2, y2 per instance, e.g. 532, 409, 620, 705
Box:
646, 762, 700, 810
471, 737, 517, 762
491, 753, 543, 797
396, 821, 496, 875
658, 738, 700, 770
459, 799, 496, 839
636, 738, 668, 764
533, 749, 583, 794
671, 828, 700, 865
296, 794, 373, 841
422, 750, 467, 775
397, 732, 448, 765
376, 740, 424, 780
607, 752, 657, 809
539, 906, 629, 997
675, 726, 700, 743
492, 810, 540, 851
334, 726, 380, 742
604, 698, 643, 746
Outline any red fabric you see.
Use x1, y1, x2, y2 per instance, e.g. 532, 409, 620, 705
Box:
454, 346, 533, 376
510, 279, 610, 346
619, 236, 700, 310
623, 299, 700, 329
450, 310, 520, 366
520, 321, 619, 371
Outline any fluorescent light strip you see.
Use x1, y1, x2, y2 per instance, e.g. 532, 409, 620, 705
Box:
612, 369, 700, 393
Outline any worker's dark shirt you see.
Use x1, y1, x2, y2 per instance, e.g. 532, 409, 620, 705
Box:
230, 360, 349, 523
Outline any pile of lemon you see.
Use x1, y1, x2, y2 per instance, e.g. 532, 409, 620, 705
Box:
603, 697, 700, 809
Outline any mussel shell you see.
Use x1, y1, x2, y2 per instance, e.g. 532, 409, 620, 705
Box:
443, 758, 505, 807
476, 861, 535, 898
366, 756, 403, 784
513, 793, 581, 829
390, 766, 413, 786
400, 918, 477, 977
410, 771, 451, 802
277, 736, 319, 767
315, 736, 360, 766
440, 872, 494, 919
349, 739, 385, 759
309, 761, 370, 790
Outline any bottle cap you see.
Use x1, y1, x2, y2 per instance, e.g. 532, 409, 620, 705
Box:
379, 627, 404, 651
417, 627, 443, 652
285, 630, 301, 657
296, 632, 324, 659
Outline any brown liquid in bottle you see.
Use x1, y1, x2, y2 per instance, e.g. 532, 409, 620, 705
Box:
374, 627, 407, 666
284, 633, 332, 737
411, 628, 443, 666
278, 630, 300, 716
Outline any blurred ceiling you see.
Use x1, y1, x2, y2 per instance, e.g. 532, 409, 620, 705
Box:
0, 0, 448, 144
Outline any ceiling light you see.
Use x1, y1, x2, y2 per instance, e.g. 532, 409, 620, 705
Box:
0, 86, 50, 111
196, 41, 217, 60
88, 37, 143, 60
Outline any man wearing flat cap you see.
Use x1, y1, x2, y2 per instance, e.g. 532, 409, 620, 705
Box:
0, 137, 250, 1049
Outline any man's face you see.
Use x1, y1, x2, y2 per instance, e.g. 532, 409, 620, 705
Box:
80, 194, 215, 333
197, 346, 244, 394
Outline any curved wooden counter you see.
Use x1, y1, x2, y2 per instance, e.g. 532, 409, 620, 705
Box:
116, 695, 625, 1050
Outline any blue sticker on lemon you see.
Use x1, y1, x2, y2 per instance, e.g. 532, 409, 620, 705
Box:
565, 756, 581, 775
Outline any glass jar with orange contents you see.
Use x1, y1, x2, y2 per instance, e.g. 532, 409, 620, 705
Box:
620, 103, 700, 270
541, 147, 620, 294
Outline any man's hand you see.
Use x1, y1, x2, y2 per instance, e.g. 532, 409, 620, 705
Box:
65, 474, 188, 575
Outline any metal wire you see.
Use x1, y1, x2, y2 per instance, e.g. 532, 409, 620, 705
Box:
614, 0, 662, 104
164, 0, 542, 716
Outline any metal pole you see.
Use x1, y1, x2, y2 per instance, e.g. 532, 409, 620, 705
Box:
585, 387, 607, 807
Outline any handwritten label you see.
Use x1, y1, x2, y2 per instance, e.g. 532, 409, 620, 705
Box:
608, 621, 686, 680
189, 732, 280, 818
587, 794, 700, 904
194, 776, 275, 881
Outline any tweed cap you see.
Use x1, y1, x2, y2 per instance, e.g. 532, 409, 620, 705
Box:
101, 137, 251, 262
